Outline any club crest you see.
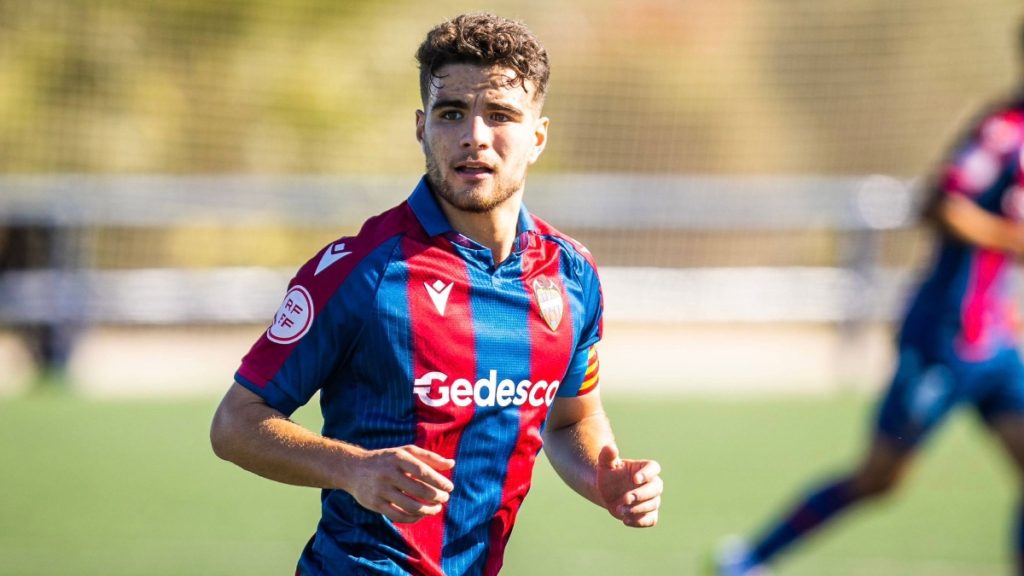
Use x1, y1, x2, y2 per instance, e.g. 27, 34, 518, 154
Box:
532, 276, 563, 331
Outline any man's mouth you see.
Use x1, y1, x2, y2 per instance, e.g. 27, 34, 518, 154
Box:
454, 161, 495, 176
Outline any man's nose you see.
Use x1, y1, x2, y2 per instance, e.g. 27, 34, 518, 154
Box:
461, 116, 492, 149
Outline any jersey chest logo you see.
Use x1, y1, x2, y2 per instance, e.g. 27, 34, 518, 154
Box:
414, 370, 560, 408
424, 279, 454, 315
532, 276, 563, 331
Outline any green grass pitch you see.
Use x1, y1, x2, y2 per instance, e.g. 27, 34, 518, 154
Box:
0, 391, 1012, 575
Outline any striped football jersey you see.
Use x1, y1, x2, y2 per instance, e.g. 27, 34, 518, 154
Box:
901, 97, 1024, 361
236, 177, 603, 575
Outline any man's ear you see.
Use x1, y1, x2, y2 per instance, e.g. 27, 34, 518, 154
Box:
529, 116, 549, 164
415, 110, 425, 144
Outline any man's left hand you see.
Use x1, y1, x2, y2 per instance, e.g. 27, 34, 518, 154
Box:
596, 444, 662, 528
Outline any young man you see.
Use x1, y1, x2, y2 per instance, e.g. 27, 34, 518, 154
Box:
715, 31, 1024, 576
210, 13, 662, 576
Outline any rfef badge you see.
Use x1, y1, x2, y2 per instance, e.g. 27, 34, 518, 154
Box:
268, 285, 314, 344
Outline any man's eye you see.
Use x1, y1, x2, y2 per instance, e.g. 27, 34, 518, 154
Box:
491, 113, 511, 122
441, 111, 463, 120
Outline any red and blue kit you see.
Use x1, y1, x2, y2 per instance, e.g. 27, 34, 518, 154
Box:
879, 97, 1024, 446
235, 178, 603, 576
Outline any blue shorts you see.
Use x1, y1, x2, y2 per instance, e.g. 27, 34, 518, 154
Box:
875, 345, 1024, 449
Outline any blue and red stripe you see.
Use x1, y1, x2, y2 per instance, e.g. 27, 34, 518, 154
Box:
481, 241, 577, 575
397, 232, 477, 575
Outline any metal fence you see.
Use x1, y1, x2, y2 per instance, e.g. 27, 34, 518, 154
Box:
0, 174, 925, 329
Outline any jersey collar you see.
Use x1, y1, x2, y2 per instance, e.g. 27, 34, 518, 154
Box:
408, 175, 537, 240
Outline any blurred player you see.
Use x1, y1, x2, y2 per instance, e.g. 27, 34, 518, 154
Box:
210, 13, 662, 576
0, 223, 75, 383
715, 23, 1024, 576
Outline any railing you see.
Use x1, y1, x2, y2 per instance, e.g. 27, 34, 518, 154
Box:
0, 173, 925, 330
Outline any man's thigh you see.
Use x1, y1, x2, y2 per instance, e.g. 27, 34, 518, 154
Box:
875, 347, 960, 449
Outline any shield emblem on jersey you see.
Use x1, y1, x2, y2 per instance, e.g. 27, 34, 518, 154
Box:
532, 276, 563, 331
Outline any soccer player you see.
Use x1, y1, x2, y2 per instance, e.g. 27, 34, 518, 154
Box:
715, 26, 1024, 576
210, 13, 662, 576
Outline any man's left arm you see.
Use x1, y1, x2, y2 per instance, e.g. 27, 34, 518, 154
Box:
542, 392, 662, 528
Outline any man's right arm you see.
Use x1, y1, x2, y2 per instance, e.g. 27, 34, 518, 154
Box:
210, 382, 454, 523
934, 193, 1024, 256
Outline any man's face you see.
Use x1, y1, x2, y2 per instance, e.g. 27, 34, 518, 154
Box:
416, 64, 548, 214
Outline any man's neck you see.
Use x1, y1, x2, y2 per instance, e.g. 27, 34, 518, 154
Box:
437, 193, 523, 265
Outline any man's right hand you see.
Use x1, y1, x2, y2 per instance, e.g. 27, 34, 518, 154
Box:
344, 445, 455, 523
212, 384, 455, 524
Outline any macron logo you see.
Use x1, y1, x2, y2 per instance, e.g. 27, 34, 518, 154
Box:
425, 280, 454, 315
315, 242, 352, 276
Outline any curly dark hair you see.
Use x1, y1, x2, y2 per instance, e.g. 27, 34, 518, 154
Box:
415, 13, 550, 105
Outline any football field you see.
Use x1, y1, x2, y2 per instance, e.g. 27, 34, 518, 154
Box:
0, 390, 1011, 575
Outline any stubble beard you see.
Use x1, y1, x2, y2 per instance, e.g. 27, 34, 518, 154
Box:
424, 152, 524, 214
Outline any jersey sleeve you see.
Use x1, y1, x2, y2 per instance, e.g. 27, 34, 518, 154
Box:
234, 238, 383, 416
559, 344, 601, 397
557, 246, 604, 398
941, 110, 1024, 199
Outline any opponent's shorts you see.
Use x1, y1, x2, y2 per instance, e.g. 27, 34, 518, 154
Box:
875, 345, 1024, 449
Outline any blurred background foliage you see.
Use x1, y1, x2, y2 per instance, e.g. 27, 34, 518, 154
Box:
1, 0, 1020, 177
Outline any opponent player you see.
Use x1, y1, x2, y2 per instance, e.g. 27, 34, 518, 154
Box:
210, 13, 662, 576
715, 27, 1024, 576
